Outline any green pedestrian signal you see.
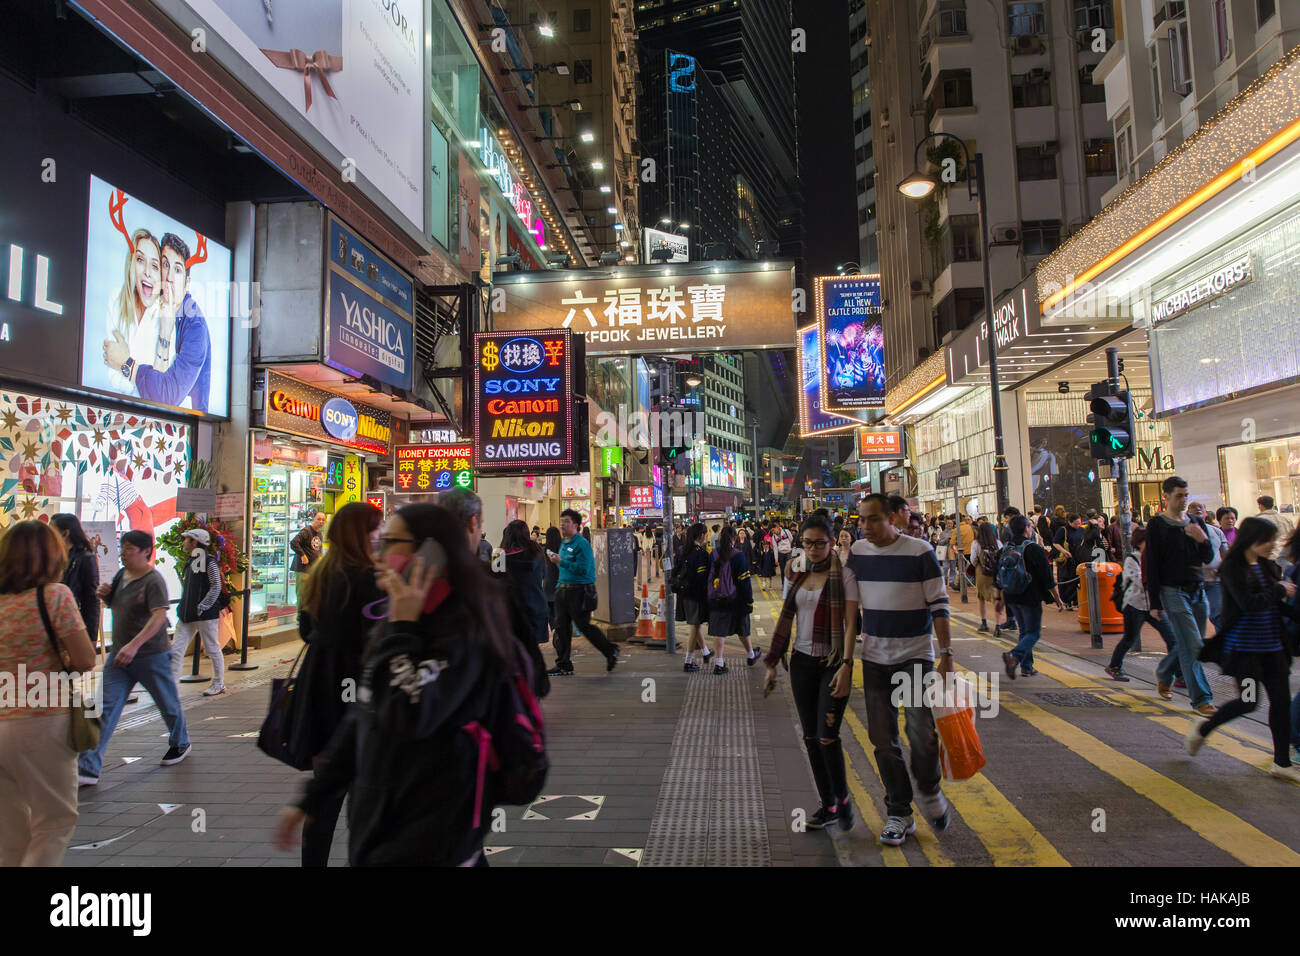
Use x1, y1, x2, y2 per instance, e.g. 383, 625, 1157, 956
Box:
1087, 383, 1135, 460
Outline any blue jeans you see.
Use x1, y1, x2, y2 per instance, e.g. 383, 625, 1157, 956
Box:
1155, 586, 1214, 708
1290, 689, 1300, 749
78, 649, 189, 778
1007, 601, 1044, 670
1202, 580, 1223, 632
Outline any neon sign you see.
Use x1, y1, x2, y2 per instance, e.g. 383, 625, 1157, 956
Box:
473, 329, 577, 473
480, 127, 546, 249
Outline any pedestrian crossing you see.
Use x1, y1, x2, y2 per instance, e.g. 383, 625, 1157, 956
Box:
745, 594, 1299, 867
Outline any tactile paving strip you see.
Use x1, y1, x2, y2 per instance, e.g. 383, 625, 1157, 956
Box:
641, 668, 770, 867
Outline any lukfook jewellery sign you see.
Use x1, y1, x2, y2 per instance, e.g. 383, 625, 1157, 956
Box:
1150, 255, 1253, 325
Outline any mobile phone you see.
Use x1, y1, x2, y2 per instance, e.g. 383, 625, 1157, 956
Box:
406, 538, 448, 615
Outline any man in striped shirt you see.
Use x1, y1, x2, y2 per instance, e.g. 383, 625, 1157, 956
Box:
838, 493, 954, 847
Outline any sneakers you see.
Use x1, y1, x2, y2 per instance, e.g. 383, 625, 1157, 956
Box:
1173, 678, 1186, 688
683, 661, 700, 673
978, 621, 989, 633
915, 789, 952, 831
606, 647, 620, 672
1270, 763, 1300, 784
879, 814, 916, 846
837, 799, 855, 832
77, 774, 98, 787
1104, 665, 1130, 682
202, 685, 227, 696
1021, 666, 1039, 677
713, 663, 728, 675
1002, 619, 1017, 630
1001, 651, 1018, 680
807, 806, 838, 830
160, 743, 191, 766
1156, 681, 1174, 700
1192, 702, 1218, 717
546, 665, 574, 677
1184, 719, 1208, 756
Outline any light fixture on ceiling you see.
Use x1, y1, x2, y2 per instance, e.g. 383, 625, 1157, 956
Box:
591, 159, 605, 170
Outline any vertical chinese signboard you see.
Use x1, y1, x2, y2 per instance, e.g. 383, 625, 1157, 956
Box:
473, 329, 582, 474
342, 454, 363, 505
393, 443, 475, 493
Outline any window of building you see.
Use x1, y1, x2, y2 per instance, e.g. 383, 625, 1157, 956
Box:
1073, 0, 1112, 31
933, 69, 973, 109
1149, 45, 1162, 119
1021, 219, 1062, 255
573, 7, 591, 32
933, 287, 985, 341
937, 0, 968, 35
1214, 0, 1230, 61
1012, 71, 1052, 107
1008, 2, 1046, 36
1258, 0, 1276, 27
851, 50, 869, 76
1116, 124, 1133, 177
1079, 64, 1105, 103
949, 214, 980, 261
1016, 145, 1057, 180
1084, 138, 1116, 176
574, 59, 594, 84
1168, 23, 1193, 96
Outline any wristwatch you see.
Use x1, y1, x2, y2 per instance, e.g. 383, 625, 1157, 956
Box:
121, 357, 135, 379
938, 647, 954, 657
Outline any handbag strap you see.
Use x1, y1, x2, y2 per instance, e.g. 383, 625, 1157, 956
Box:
35, 585, 70, 671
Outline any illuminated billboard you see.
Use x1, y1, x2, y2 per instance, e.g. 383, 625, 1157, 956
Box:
797, 324, 869, 437
393, 443, 474, 494
473, 329, 578, 473
816, 274, 885, 411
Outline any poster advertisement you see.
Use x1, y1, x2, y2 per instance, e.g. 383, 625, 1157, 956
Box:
703, 446, 744, 490
458, 150, 481, 276
817, 275, 885, 411
1028, 426, 1102, 515
430, 123, 449, 250
644, 227, 689, 263
177, 0, 426, 233
797, 324, 868, 436
80, 176, 232, 418
83, 521, 121, 588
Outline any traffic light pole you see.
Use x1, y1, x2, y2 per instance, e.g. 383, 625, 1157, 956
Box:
1107, 346, 1133, 562
657, 358, 676, 654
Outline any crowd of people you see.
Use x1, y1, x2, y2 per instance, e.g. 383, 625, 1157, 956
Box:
0, 481, 1295, 866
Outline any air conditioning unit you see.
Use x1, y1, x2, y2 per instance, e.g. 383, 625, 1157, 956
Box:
910, 278, 931, 295
1027, 67, 1047, 81
1076, 28, 1097, 50
1152, 1, 1186, 38
993, 225, 1020, 243
879, 107, 890, 127
918, 346, 931, 361
1012, 35, 1043, 55
1038, 140, 1059, 155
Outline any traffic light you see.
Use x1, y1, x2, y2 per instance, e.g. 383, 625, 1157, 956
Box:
1088, 382, 1135, 460
660, 443, 689, 468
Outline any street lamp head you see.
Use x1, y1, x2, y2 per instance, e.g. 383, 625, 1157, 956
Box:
537, 21, 556, 38
580, 130, 595, 143
685, 375, 703, 388
897, 170, 938, 200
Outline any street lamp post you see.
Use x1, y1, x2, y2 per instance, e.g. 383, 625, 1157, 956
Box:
897, 133, 1010, 517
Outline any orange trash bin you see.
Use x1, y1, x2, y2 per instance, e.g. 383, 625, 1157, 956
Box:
1076, 561, 1124, 633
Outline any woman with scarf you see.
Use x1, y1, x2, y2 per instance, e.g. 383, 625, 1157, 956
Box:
763, 515, 852, 831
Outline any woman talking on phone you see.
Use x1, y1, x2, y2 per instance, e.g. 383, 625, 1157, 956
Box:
274, 504, 516, 866
763, 515, 853, 831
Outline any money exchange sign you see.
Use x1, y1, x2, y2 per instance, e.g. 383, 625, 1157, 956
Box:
473, 329, 577, 473
394, 444, 475, 493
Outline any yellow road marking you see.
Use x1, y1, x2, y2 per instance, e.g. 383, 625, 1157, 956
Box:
1001, 696, 1300, 866
842, 750, 906, 867
1149, 715, 1273, 767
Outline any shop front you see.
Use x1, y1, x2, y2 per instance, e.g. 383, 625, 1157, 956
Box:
249, 370, 394, 627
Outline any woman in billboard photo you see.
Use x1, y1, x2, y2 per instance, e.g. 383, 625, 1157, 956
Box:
100, 225, 165, 396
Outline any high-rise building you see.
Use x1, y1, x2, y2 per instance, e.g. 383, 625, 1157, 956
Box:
868, 0, 1117, 393
635, 0, 801, 263
1093, 0, 1300, 206
849, 0, 878, 272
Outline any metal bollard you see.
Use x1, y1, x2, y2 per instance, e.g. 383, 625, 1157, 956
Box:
1086, 563, 1103, 649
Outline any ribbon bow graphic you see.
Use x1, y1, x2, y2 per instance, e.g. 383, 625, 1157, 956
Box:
260, 48, 342, 113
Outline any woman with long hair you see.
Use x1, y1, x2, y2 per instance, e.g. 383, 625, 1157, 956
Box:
1185, 517, 1298, 782
0, 521, 96, 865
1285, 524, 1300, 764
542, 526, 563, 645
168, 527, 227, 696
836, 529, 853, 567
102, 229, 166, 394
706, 526, 759, 672
675, 523, 714, 672
764, 515, 853, 831
499, 519, 550, 697
52, 514, 100, 649
287, 501, 383, 867
276, 503, 517, 866
972, 521, 1001, 633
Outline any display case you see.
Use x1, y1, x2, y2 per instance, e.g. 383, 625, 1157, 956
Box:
250, 443, 327, 623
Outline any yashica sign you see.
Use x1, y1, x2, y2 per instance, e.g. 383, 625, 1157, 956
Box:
473, 329, 577, 472
490, 263, 796, 355
629, 486, 654, 508
393, 443, 475, 493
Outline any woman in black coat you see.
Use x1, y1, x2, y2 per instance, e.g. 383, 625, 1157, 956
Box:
543, 526, 562, 643
499, 519, 550, 697
52, 514, 100, 647
289, 501, 384, 867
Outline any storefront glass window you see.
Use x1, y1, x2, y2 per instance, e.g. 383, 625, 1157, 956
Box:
1219, 435, 1300, 518
911, 386, 996, 514
430, 0, 480, 140
250, 436, 327, 624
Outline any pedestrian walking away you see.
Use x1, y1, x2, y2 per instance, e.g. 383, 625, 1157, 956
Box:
1104, 527, 1176, 682
497, 519, 552, 698
706, 526, 759, 673
1185, 517, 1299, 782
52, 514, 101, 651
842, 493, 953, 847
548, 509, 619, 676
0, 521, 97, 866
999, 515, 1067, 679
77, 529, 190, 786
763, 514, 853, 831
674, 523, 714, 672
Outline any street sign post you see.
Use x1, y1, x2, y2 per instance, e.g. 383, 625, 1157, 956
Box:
939, 460, 971, 604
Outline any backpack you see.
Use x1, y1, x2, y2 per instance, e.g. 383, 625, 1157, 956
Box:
995, 541, 1033, 597
708, 553, 737, 602
1110, 569, 1128, 615
461, 645, 548, 828
979, 545, 999, 576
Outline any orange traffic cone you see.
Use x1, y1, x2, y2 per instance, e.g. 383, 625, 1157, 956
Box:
652, 588, 669, 641
635, 583, 654, 639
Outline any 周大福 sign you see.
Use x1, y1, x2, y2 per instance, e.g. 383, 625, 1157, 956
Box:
816, 275, 885, 411
262, 370, 391, 455
489, 262, 796, 355
393, 443, 475, 494
473, 329, 577, 473
856, 427, 903, 459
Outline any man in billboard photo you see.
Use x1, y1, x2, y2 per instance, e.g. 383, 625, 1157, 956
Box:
104, 232, 212, 413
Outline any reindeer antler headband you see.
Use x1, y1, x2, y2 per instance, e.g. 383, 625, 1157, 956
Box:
108, 188, 208, 269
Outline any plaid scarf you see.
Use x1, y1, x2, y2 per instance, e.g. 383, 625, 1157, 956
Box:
764, 553, 844, 668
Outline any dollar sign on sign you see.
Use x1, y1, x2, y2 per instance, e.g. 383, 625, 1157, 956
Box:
481, 341, 500, 371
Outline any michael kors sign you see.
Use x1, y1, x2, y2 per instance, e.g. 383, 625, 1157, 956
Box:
1150, 256, 1253, 326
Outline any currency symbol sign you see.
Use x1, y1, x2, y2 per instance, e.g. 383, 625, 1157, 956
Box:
481, 341, 500, 371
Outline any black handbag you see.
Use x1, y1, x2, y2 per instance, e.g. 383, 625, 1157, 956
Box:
256, 644, 314, 771
581, 583, 599, 614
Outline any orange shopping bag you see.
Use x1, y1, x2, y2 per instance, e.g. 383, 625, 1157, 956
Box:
932, 676, 986, 781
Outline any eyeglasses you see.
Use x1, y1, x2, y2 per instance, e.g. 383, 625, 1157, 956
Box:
803, 538, 830, 548
375, 535, 416, 548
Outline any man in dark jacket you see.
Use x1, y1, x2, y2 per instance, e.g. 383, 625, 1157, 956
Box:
675, 523, 713, 672
1001, 515, 1066, 678
1145, 476, 1217, 715
291, 511, 327, 572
